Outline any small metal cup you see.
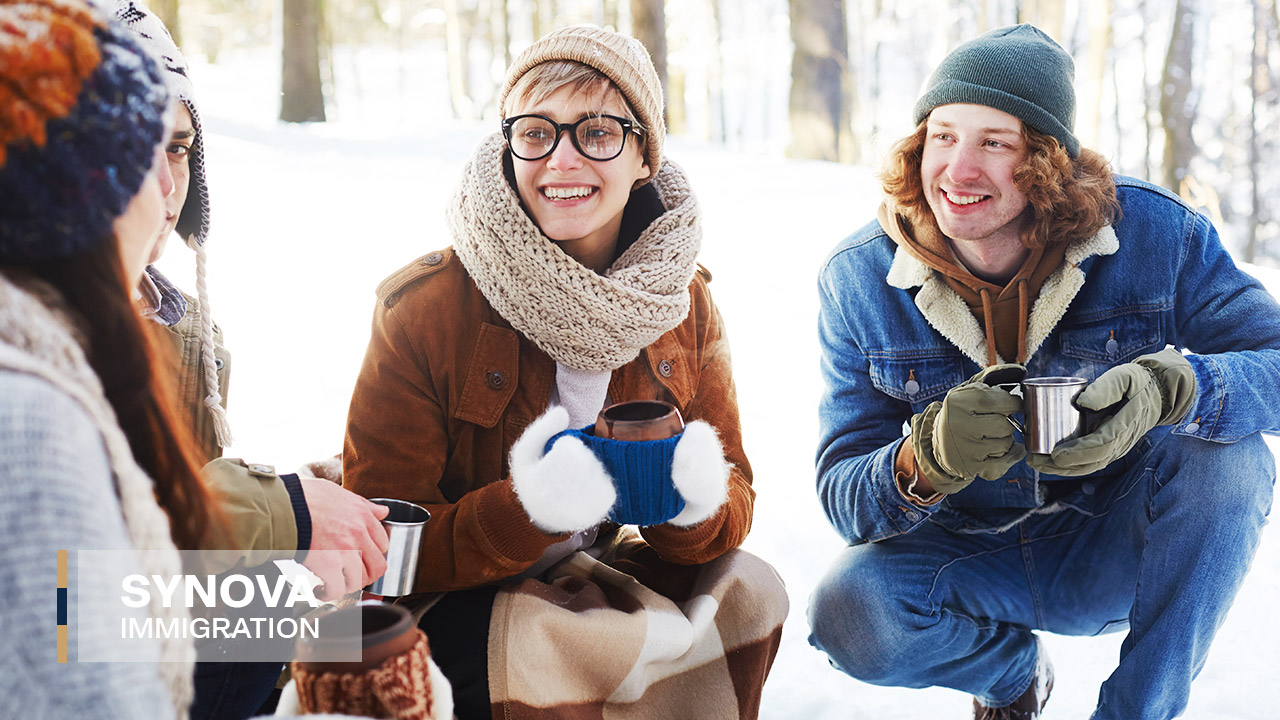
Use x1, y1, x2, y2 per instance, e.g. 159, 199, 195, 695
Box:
1007, 377, 1089, 454
365, 498, 429, 597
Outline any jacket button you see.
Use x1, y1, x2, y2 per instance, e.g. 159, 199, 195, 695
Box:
1081, 482, 1095, 495
1105, 338, 1119, 356
486, 371, 507, 390
214, 357, 224, 371
904, 379, 920, 396
1184, 422, 1200, 433
423, 252, 443, 266
657, 360, 673, 377
905, 510, 920, 522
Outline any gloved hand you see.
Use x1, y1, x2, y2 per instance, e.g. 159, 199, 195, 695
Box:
1028, 348, 1196, 476
666, 421, 731, 527
509, 406, 617, 534
912, 364, 1027, 494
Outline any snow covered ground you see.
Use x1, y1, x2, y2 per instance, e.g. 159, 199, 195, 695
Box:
166, 49, 1280, 719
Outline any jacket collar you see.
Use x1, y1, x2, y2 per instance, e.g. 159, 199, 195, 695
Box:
885, 225, 1120, 366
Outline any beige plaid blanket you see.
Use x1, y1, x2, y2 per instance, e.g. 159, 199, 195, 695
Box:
488, 535, 788, 719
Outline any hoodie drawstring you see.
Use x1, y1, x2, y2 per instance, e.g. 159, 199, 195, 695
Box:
979, 287, 998, 367
1016, 278, 1030, 365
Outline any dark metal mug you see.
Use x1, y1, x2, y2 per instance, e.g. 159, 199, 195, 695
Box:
594, 400, 685, 442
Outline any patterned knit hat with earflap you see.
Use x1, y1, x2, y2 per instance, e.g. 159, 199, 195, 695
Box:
0, 0, 171, 262
111, 0, 232, 447
913, 23, 1080, 158
112, 0, 208, 246
499, 24, 666, 186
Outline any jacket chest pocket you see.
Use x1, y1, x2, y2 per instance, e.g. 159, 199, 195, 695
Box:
868, 352, 969, 408
1059, 311, 1165, 364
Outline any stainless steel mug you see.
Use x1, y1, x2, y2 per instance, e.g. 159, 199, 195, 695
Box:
1007, 377, 1089, 454
365, 498, 429, 597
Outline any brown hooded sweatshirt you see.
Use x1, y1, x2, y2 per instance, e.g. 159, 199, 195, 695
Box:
878, 202, 1070, 366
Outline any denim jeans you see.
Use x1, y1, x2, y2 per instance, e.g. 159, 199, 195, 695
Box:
807, 432, 1274, 720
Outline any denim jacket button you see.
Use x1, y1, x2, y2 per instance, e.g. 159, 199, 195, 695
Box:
905, 510, 920, 522
1184, 422, 1201, 433
904, 379, 920, 396
1105, 338, 1119, 355
1081, 482, 1095, 495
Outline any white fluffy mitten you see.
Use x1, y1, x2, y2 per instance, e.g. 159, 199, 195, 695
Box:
510, 406, 617, 534
667, 420, 731, 527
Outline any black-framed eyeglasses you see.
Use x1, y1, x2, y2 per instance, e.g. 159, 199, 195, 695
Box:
502, 114, 643, 162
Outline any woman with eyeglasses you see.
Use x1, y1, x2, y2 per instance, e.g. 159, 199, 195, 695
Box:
343, 25, 787, 720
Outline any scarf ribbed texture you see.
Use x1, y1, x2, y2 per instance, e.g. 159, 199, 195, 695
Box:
450, 133, 700, 372
0, 272, 193, 718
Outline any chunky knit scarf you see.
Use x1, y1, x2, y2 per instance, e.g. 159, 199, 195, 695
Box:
0, 272, 194, 718
449, 133, 701, 372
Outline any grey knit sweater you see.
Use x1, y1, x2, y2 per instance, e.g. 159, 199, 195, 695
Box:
0, 372, 176, 718
0, 271, 192, 718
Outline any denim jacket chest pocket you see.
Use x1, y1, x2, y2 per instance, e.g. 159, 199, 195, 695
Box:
1056, 310, 1166, 378
867, 352, 970, 414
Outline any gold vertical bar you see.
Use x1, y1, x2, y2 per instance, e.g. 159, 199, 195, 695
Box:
57, 550, 69, 663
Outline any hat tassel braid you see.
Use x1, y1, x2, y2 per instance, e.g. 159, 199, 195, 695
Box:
192, 240, 232, 446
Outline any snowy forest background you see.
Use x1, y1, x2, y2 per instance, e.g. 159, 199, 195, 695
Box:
150, 0, 1279, 266
141, 1, 1280, 718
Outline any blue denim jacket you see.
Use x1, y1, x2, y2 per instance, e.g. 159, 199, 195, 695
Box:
816, 176, 1280, 545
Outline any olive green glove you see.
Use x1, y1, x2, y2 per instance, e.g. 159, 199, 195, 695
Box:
911, 364, 1028, 494
1028, 348, 1197, 477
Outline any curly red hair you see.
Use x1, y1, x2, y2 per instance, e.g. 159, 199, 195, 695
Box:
880, 120, 1120, 249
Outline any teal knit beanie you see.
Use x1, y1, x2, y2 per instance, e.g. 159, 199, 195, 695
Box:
913, 24, 1079, 158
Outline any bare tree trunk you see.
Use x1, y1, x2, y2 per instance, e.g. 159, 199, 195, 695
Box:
708, 0, 727, 143
1160, 0, 1196, 194
445, 0, 475, 119
534, 0, 555, 39
603, 0, 620, 29
492, 0, 511, 74
1077, 0, 1112, 150
1017, 0, 1066, 41
281, 0, 326, 123
629, 0, 669, 128
1139, 0, 1153, 180
1246, 0, 1270, 262
151, 0, 181, 46
788, 0, 854, 163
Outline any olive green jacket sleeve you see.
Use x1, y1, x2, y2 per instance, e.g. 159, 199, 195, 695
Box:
198, 458, 302, 572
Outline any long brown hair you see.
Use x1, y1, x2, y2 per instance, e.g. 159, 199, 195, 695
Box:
26, 238, 213, 549
880, 120, 1120, 249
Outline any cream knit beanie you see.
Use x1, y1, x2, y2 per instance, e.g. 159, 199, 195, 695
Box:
499, 25, 665, 184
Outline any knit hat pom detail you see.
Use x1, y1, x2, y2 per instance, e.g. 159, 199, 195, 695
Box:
0, 0, 171, 263
0, 0, 101, 163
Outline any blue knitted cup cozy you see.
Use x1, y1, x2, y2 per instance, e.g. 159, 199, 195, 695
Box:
546, 426, 685, 526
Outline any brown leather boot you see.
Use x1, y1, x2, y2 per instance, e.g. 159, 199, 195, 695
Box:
972, 642, 1054, 720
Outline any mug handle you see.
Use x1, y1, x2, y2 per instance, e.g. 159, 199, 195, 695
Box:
993, 381, 1026, 434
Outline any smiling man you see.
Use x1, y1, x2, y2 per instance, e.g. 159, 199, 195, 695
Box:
806, 24, 1280, 720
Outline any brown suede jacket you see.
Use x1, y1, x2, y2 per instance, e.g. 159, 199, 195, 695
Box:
343, 248, 755, 594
